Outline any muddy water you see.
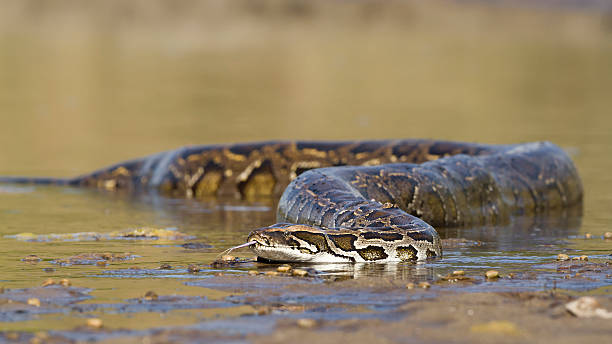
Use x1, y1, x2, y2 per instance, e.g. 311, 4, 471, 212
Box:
0, 1, 611, 341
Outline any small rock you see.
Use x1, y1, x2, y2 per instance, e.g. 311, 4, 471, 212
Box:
43, 268, 55, 273
566, 296, 612, 319
59, 278, 71, 287
27, 298, 41, 307
277, 265, 292, 273
144, 291, 158, 301
255, 306, 270, 315
418, 282, 431, 289
86, 318, 103, 329
604, 232, 612, 239
292, 269, 308, 277
452, 270, 465, 276
265, 271, 279, 276
0, 286, 4, 294
585, 233, 592, 239
159, 263, 172, 270
579, 255, 588, 261
557, 254, 570, 261
187, 264, 201, 273
23, 255, 41, 262
485, 270, 500, 279
4, 332, 19, 341
29, 332, 49, 344
41, 278, 55, 287
96, 261, 107, 267
221, 255, 235, 262
406, 282, 415, 289
296, 318, 318, 328
248, 270, 259, 276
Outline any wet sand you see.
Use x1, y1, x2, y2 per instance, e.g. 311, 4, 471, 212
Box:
2, 257, 611, 344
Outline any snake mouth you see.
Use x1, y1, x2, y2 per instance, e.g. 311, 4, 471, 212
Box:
247, 230, 320, 261
248, 236, 305, 251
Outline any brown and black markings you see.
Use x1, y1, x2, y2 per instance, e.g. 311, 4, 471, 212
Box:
0, 140, 583, 263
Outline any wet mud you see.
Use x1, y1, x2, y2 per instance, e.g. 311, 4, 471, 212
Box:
1, 255, 611, 344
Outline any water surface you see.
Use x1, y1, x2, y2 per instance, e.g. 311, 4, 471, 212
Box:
0, 0, 611, 336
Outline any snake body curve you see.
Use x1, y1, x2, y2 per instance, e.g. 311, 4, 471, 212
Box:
0, 140, 583, 262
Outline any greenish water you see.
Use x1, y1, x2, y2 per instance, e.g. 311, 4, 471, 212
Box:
0, 0, 611, 336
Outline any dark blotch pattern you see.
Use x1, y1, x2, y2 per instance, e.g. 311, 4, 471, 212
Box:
356, 246, 388, 261
396, 245, 418, 261
329, 234, 357, 252
292, 231, 330, 253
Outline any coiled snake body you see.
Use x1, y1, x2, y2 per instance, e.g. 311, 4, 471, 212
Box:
0, 140, 583, 263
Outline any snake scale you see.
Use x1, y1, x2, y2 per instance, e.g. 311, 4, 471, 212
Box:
0, 140, 583, 263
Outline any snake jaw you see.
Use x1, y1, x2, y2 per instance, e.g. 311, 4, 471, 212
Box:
247, 226, 353, 262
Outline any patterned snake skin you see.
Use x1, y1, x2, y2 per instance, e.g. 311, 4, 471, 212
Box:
0, 140, 583, 263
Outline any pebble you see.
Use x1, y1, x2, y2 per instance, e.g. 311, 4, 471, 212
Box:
144, 291, 158, 301
159, 263, 172, 270
296, 318, 318, 329
585, 233, 592, 239
265, 271, 279, 276
277, 265, 292, 273
255, 306, 270, 315
41, 278, 55, 287
59, 278, 71, 287
248, 270, 259, 276
406, 282, 415, 289
485, 270, 500, 279
86, 318, 103, 329
23, 255, 41, 262
452, 270, 465, 276
418, 281, 431, 289
604, 232, 612, 239
565, 296, 612, 319
187, 264, 201, 273
4, 332, 19, 341
557, 253, 570, 261
221, 255, 235, 262
29, 332, 49, 344
27, 298, 41, 307
96, 261, 107, 267
292, 269, 308, 277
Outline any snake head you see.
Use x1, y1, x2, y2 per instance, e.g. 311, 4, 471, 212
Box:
247, 223, 351, 263
247, 223, 441, 263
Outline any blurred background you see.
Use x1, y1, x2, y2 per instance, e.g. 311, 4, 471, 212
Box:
0, 1, 611, 209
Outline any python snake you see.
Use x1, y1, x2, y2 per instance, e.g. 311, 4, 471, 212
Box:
0, 140, 583, 263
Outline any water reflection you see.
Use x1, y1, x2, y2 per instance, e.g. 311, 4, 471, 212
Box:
439, 210, 583, 250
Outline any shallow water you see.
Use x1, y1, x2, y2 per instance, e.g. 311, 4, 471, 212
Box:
0, 0, 611, 339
